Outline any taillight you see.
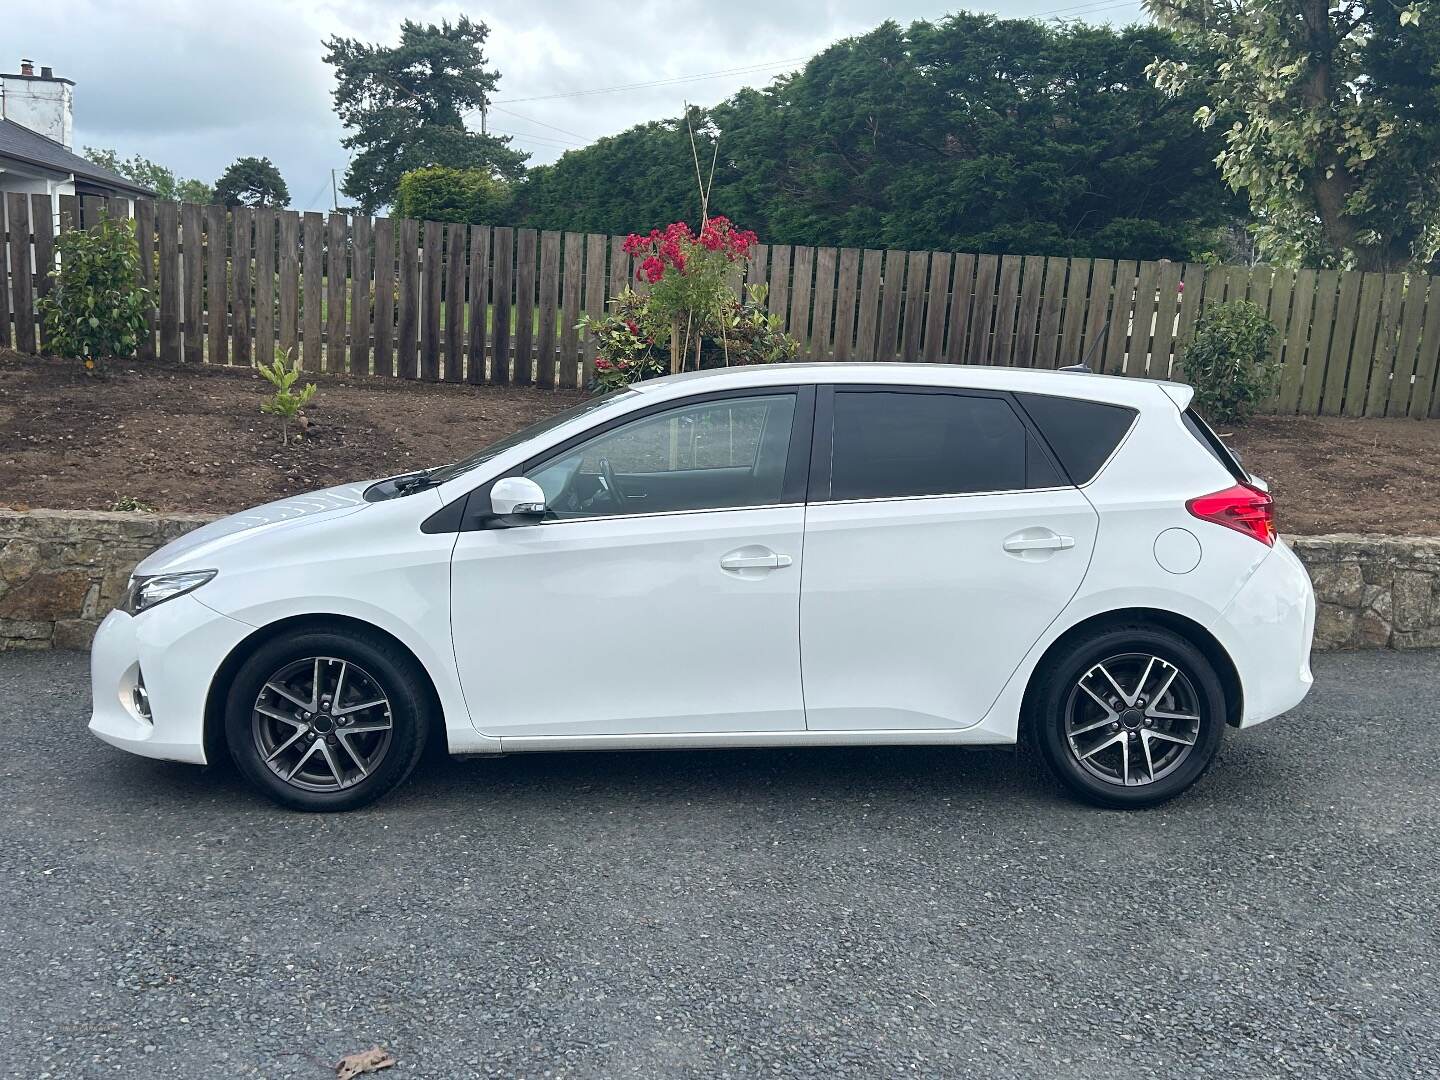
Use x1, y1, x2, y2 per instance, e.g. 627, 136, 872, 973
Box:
1186, 483, 1276, 546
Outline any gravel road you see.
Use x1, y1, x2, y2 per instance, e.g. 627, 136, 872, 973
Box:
2, 648, 1437, 1079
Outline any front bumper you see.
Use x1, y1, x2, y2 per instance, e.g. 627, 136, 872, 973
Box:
1219, 539, 1316, 728
89, 595, 254, 764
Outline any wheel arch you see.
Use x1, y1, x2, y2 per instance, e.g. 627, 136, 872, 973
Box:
202, 613, 449, 766
1019, 607, 1244, 737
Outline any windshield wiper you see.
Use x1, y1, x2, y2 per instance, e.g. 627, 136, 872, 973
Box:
393, 469, 441, 495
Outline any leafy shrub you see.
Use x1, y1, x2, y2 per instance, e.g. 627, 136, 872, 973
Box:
581, 283, 797, 394
39, 217, 149, 371
579, 289, 669, 392
622, 217, 760, 371
394, 166, 513, 224
578, 217, 796, 393
704, 284, 799, 369
1180, 300, 1279, 423
258, 348, 318, 445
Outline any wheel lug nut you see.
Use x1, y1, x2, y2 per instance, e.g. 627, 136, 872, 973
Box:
1110, 722, 1120, 731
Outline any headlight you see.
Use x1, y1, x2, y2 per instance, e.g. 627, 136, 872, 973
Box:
120, 570, 217, 616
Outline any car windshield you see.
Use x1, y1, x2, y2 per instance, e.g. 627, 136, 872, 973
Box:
417, 390, 637, 487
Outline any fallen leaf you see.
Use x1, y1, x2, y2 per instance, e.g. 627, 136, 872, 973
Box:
335, 1046, 396, 1079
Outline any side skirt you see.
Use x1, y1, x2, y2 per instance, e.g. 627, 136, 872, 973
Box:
480, 727, 1020, 755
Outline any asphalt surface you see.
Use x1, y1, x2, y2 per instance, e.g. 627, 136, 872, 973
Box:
2, 649, 1438, 1079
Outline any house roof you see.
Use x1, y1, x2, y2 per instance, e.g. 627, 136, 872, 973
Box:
0, 118, 154, 197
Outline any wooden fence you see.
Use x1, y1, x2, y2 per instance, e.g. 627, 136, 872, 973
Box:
3, 194, 1440, 417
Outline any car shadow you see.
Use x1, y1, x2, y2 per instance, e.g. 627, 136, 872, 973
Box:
86, 731, 1295, 821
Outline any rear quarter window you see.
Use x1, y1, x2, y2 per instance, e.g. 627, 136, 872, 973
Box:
1182, 408, 1249, 483
1013, 392, 1138, 485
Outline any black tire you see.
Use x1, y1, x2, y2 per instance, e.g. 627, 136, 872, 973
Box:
224, 626, 430, 811
1027, 623, 1226, 809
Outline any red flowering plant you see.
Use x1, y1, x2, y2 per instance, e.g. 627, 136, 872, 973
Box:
580, 216, 795, 392
580, 289, 669, 393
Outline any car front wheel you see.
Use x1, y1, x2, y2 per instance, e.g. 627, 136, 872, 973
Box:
1030, 624, 1226, 809
224, 627, 430, 811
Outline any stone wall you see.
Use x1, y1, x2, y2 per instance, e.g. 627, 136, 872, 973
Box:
0, 510, 215, 650
1290, 535, 1440, 651
1, 510, 1438, 652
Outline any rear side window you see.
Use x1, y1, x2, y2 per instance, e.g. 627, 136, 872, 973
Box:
1182, 408, 1248, 482
1014, 392, 1137, 485
827, 390, 1060, 501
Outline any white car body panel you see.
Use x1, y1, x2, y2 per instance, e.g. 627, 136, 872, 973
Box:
89, 596, 254, 764
88, 363, 1315, 775
800, 487, 1098, 730
451, 505, 806, 737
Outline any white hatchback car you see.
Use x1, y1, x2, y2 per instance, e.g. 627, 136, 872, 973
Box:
90, 364, 1314, 811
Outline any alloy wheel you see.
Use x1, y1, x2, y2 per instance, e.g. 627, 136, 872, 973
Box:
1062, 652, 1201, 788
251, 656, 394, 792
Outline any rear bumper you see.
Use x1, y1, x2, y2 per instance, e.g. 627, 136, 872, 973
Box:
89, 596, 253, 764
1218, 539, 1315, 728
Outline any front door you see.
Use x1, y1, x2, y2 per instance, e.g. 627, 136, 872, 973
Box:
800, 386, 1098, 730
450, 389, 811, 738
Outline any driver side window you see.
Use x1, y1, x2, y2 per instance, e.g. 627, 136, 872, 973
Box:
527, 394, 797, 519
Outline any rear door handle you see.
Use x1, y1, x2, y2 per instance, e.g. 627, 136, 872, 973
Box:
1003, 534, 1075, 552
720, 551, 793, 571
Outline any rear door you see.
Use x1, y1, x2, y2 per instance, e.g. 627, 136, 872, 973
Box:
799, 385, 1099, 731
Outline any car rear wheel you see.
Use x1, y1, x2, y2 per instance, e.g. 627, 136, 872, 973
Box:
1029, 624, 1226, 809
224, 627, 430, 811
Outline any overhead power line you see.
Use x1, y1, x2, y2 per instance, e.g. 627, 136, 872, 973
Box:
1029, 0, 1143, 18
486, 103, 590, 141
489, 128, 583, 150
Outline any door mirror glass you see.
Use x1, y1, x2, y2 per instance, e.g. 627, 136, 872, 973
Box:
489, 476, 547, 520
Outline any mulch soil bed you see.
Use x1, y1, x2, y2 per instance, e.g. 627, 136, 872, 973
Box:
2, 350, 1438, 534
0, 351, 584, 515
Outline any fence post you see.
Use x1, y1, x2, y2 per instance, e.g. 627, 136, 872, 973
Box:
6, 194, 35, 354
181, 202, 204, 364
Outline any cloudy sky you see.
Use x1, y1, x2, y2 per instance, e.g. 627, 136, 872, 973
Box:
8, 0, 1147, 211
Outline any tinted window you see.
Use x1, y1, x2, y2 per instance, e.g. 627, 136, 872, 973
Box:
527, 394, 797, 518
1014, 392, 1137, 484
828, 391, 1053, 500
1182, 408, 1248, 482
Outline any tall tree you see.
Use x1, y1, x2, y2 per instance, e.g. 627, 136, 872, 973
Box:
324, 17, 528, 213
516, 14, 1238, 262
1147, 0, 1440, 271
213, 156, 290, 207
85, 147, 213, 203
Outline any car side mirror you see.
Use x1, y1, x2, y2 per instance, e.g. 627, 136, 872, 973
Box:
488, 476, 547, 526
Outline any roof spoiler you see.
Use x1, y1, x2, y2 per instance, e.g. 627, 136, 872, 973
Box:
1160, 383, 1194, 410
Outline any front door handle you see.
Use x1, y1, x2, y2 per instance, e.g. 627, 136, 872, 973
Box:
720, 550, 793, 571
1003, 534, 1075, 552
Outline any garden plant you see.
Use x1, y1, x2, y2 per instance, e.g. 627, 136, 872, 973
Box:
38, 217, 150, 373
258, 348, 318, 446
1180, 300, 1279, 423
579, 216, 798, 392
